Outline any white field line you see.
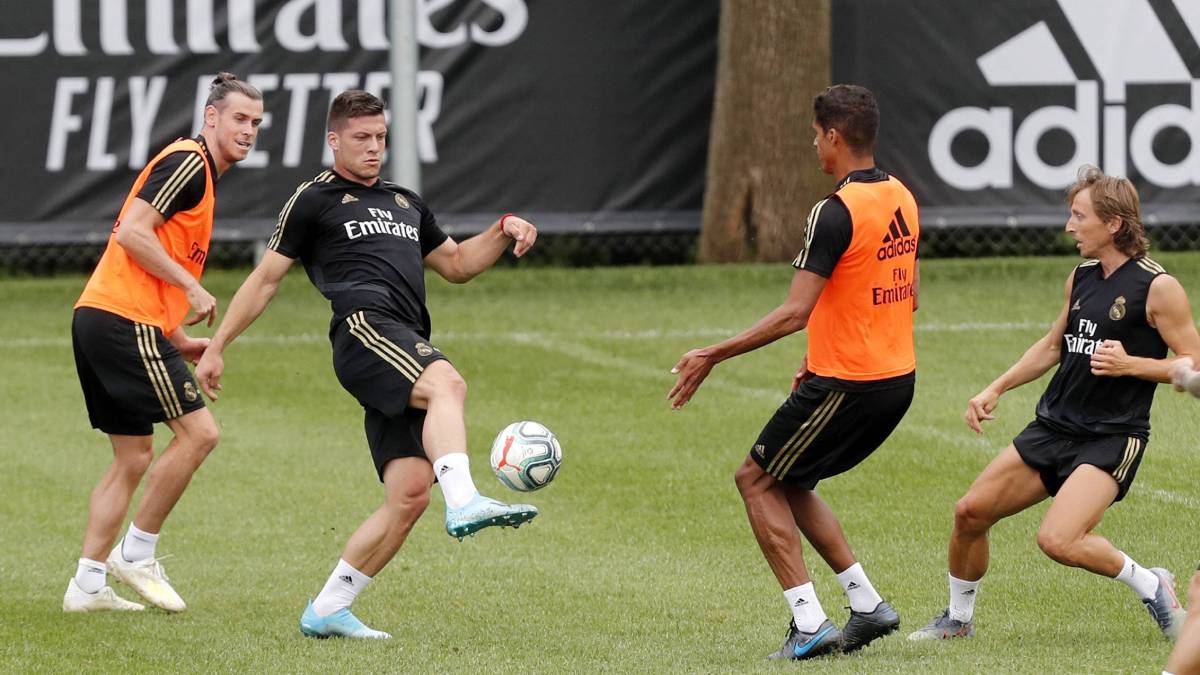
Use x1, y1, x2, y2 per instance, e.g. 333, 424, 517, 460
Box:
0, 320, 1049, 349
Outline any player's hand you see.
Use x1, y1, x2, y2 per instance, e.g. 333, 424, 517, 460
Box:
500, 215, 537, 257
792, 354, 812, 392
1169, 357, 1195, 392
184, 283, 219, 327
964, 388, 1000, 434
176, 336, 209, 364
195, 352, 224, 401
1090, 339, 1132, 377
668, 348, 715, 409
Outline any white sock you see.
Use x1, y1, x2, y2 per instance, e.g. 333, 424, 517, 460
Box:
312, 559, 372, 617
74, 557, 107, 594
948, 574, 979, 622
836, 562, 885, 613
1114, 552, 1159, 600
120, 523, 159, 562
433, 453, 477, 509
783, 582, 828, 633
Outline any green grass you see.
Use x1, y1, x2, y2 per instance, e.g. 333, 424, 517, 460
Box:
3, 254, 1200, 673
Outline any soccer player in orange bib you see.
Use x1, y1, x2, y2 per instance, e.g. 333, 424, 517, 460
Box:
909, 167, 1200, 643
670, 84, 919, 660
64, 73, 263, 613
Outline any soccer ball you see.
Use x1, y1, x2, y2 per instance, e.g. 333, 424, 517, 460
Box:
489, 421, 562, 492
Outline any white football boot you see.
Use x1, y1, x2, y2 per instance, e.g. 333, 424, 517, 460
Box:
106, 548, 186, 612
63, 578, 145, 612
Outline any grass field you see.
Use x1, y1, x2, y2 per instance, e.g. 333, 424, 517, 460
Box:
3, 253, 1200, 673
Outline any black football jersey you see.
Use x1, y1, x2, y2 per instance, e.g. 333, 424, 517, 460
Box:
266, 169, 449, 337
1036, 257, 1168, 437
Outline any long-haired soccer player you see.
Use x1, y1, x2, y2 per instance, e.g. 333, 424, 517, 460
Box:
910, 166, 1200, 642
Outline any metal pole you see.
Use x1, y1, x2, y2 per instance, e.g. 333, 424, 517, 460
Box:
389, 0, 421, 190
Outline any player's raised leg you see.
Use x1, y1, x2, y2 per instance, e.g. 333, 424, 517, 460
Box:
909, 445, 1047, 640
787, 488, 896, 651
106, 408, 219, 613
64, 434, 152, 612
735, 458, 842, 660
300, 457, 433, 639
409, 360, 537, 539
1039, 464, 1183, 640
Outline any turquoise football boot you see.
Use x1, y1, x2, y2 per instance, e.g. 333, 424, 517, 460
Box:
445, 493, 538, 540
299, 601, 391, 639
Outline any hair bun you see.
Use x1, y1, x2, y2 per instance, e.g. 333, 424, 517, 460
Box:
212, 72, 238, 86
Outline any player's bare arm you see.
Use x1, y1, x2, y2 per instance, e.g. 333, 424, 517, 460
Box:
165, 326, 209, 364
115, 198, 218, 326
965, 272, 1072, 433
424, 215, 537, 283
1089, 274, 1200, 381
195, 249, 295, 400
668, 269, 827, 409
912, 260, 921, 311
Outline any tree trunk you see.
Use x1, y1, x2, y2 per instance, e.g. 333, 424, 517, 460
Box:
699, 1, 831, 263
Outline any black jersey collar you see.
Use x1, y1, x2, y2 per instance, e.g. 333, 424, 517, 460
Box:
836, 167, 888, 190
193, 136, 219, 183
329, 167, 386, 189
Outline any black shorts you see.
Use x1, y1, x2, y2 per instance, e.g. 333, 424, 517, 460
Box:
1013, 419, 1146, 501
750, 379, 914, 489
332, 310, 449, 480
72, 307, 205, 436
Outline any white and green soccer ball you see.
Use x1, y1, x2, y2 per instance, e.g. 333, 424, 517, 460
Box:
489, 421, 562, 492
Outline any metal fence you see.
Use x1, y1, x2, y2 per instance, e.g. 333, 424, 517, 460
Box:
3, 207, 1199, 275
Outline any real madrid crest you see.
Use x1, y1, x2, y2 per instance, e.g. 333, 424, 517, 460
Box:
1109, 296, 1126, 321
183, 381, 198, 402
394, 194, 410, 209
415, 342, 434, 357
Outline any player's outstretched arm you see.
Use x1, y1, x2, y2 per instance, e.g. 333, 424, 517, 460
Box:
194, 249, 295, 400
425, 214, 536, 283
668, 270, 827, 409
1090, 275, 1200, 383
115, 198, 218, 326
965, 272, 1072, 433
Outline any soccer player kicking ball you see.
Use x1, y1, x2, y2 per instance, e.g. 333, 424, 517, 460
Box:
1164, 358, 1200, 675
909, 166, 1200, 643
670, 85, 919, 660
195, 90, 537, 640
65, 74, 263, 613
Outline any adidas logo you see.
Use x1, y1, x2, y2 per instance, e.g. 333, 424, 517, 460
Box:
846, 582, 860, 590
930, 0, 1200, 191
961, 589, 975, 596
1071, 299, 1081, 311
793, 598, 808, 607
339, 575, 354, 585
876, 208, 917, 260
753, 444, 766, 458
341, 193, 358, 204
439, 465, 453, 476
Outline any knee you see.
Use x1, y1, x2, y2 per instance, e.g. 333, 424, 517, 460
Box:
179, 420, 220, 461
734, 460, 764, 499
387, 485, 431, 522
116, 444, 154, 478
1035, 527, 1076, 565
953, 494, 994, 534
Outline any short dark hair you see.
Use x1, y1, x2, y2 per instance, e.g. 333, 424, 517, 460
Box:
1067, 164, 1148, 258
813, 84, 879, 154
328, 90, 387, 132
205, 72, 262, 109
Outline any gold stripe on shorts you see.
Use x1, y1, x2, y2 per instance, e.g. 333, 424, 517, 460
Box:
346, 312, 423, 382
766, 390, 845, 479
135, 323, 182, 418
1113, 437, 1142, 483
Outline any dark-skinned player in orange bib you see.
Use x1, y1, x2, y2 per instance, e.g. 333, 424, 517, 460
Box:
669, 85, 919, 661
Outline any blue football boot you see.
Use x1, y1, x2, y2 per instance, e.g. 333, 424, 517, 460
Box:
766, 619, 842, 660
445, 493, 538, 540
299, 601, 391, 639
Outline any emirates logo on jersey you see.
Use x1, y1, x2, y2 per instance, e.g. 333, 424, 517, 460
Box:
188, 241, 207, 266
